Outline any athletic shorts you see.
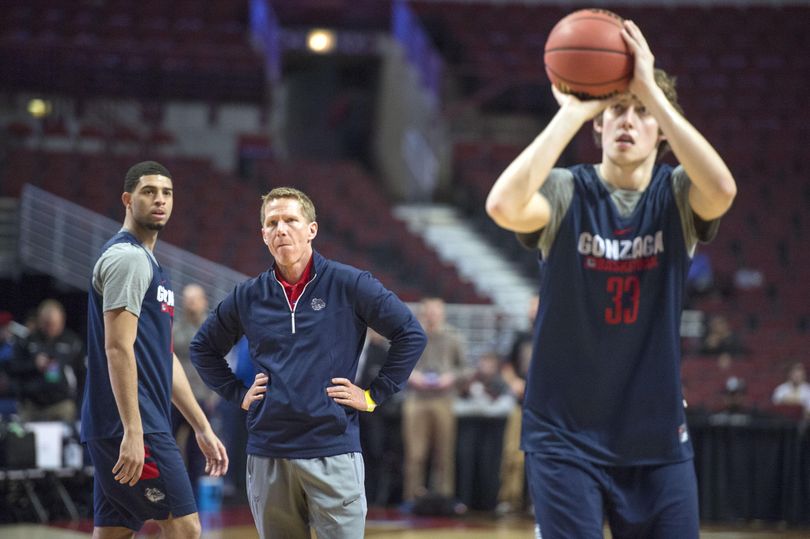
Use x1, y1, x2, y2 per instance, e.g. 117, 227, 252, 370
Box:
85, 431, 197, 530
525, 453, 699, 539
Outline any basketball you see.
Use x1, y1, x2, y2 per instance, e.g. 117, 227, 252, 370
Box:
544, 9, 633, 98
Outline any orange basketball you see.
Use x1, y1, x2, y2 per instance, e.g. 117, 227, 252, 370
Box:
544, 9, 633, 98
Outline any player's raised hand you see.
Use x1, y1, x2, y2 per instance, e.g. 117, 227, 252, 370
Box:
621, 20, 656, 101
242, 372, 268, 411
196, 428, 229, 477
327, 378, 368, 411
552, 84, 611, 122
114, 430, 145, 486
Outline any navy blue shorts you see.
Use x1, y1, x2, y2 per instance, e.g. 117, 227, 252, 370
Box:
526, 453, 699, 539
85, 431, 197, 530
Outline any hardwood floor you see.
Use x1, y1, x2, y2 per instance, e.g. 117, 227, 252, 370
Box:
1, 512, 807, 539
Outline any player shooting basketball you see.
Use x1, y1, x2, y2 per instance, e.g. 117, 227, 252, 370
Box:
486, 19, 736, 539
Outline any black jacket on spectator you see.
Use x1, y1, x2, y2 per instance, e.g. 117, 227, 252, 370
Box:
9, 328, 85, 407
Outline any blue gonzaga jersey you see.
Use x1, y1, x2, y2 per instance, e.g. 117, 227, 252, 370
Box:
522, 164, 694, 466
81, 231, 176, 441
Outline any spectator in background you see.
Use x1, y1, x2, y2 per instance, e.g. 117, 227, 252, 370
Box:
0, 311, 20, 413
218, 337, 256, 503
720, 375, 748, 414
700, 314, 745, 356
10, 299, 85, 422
173, 284, 214, 406
455, 351, 515, 512
356, 329, 393, 507
402, 297, 466, 507
716, 352, 739, 386
172, 283, 218, 490
772, 362, 810, 417
456, 351, 514, 415
497, 294, 539, 516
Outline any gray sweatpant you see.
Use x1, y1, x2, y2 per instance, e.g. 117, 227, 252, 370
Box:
246, 452, 367, 539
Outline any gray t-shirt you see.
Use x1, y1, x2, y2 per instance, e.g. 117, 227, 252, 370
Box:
92, 232, 156, 316
533, 165, 718, 259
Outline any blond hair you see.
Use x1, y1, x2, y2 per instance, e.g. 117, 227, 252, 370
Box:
260, 187, 317, 225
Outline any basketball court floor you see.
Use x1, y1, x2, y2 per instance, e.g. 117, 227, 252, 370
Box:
1, 506, 806, 538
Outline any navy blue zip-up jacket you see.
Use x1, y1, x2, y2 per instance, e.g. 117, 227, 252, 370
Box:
190, 251, 426, 458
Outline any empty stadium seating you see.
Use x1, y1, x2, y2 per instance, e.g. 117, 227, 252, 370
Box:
0, 0, 265, 102
0, 148, 486, 305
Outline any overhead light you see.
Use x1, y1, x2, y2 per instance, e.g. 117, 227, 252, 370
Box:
306, 29, 336, 54
28, 98, 52, 118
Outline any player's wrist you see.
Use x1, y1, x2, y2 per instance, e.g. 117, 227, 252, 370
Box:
122, 426, 144, 437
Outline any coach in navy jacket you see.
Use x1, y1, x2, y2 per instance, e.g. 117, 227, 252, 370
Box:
190, 186, 426, 538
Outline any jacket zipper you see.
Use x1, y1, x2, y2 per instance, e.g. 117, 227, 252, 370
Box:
273, 272, 317, 334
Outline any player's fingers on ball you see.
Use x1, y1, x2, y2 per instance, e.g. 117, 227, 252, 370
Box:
628, 21, 647, 43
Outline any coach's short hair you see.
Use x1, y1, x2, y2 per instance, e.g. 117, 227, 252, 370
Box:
260, 187, 317, 225
124, 161, 172, 193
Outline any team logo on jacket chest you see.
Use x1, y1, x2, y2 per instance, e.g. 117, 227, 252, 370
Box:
157, 284, 175, 315
311, 298, 326, 311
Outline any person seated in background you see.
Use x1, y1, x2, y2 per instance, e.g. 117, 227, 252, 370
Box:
9, 299, 85, 422
0, 311, 21, 414
454, 351, 516, 513
456, 351, 515, 416
772, 362, 810, 418
700, 313, 745, 356
720, 375, 748, 414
